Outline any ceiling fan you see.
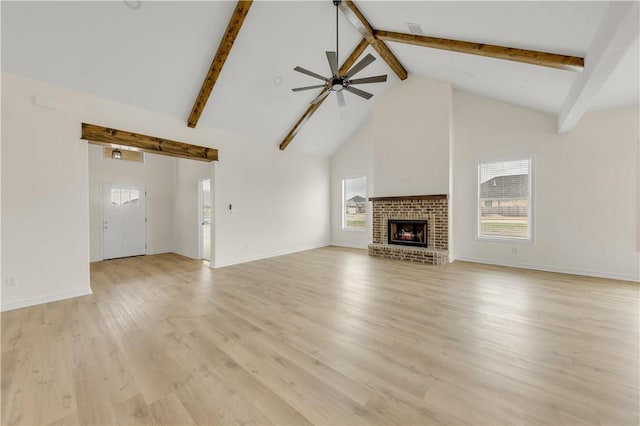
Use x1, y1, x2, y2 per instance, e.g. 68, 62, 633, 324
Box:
292, 0, 387, 107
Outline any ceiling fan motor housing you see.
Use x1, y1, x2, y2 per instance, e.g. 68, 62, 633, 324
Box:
330, 77, 347, 91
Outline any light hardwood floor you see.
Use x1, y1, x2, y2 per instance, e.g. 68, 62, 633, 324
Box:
1, 247, 638, 425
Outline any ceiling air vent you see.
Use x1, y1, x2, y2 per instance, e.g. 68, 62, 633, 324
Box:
406, 23, 424, 35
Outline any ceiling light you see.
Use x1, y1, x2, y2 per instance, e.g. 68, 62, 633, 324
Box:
112, 149, 122, 160
124, 1, 141, 10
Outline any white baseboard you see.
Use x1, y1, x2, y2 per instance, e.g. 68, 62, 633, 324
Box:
454, 256, 640, 282
1, 288, 94, 312
212, 243, 329, 269
330, 242, 369, 250
171, 249, 200, 260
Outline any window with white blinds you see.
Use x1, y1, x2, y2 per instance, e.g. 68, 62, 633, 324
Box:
477, 158, 533, 241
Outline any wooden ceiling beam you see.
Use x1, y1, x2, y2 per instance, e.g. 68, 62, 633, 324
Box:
280, 38, 369, 151
81, 123, 218, 162
374, 30, 585, 72
187, 0, 253, 128
338, 1, 408, 81
558, 1, 639, 133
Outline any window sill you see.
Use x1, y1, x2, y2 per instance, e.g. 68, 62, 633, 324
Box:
476, 235, 534, 244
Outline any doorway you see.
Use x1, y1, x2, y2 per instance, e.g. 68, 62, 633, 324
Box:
103, 184, 147, 260
198, 179, 211, 261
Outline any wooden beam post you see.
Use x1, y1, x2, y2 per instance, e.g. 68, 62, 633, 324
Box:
338, 1, 408, 81
81, 123, 219, 162
374, 30, 585, 72
187, 0, 253, 128
280, 38, 369, 151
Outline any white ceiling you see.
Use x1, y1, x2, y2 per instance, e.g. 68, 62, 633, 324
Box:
2, 1, 638, 156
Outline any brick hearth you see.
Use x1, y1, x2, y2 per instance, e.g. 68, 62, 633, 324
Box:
368, 194, 449, 265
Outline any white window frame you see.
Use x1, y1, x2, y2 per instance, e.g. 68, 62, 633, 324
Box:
342, 176, 367, 232
476, 156, 535, 243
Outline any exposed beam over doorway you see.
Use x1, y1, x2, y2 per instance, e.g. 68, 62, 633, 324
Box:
81, 123, 219, 162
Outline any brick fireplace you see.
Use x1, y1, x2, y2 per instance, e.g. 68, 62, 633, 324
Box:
368, 194, 449, 265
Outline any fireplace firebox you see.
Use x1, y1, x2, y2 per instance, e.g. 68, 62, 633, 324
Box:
388, 219, 428, 248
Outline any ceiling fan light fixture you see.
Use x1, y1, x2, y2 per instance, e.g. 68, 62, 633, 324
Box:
331, 78, 346, 91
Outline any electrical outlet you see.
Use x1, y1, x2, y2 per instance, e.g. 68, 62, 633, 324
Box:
5, 276, 17, 287
511, 247, 519, 254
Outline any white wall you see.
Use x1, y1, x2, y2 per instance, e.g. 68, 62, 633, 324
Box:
2, 75, 91, 310
373, 76, 452, 197
330, 123, 374, 249
212, 135, 330, 268
172, 158, 213, 260
88, 145, 175, 261
453, 92, 639, 281
1, 72, 330, 310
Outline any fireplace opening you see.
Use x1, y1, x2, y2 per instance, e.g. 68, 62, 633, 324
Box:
388, 219, 428, 248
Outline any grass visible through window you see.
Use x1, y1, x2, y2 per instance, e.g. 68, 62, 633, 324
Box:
480, 218, 528, 238
345, 214, 365, 228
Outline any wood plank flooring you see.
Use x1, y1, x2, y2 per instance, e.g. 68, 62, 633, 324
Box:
1, 247, 638, 425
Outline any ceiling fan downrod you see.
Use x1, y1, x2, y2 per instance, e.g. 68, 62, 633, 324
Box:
334, 0, 341, 71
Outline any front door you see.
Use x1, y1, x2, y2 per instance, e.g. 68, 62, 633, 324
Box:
103, 184, 146, 260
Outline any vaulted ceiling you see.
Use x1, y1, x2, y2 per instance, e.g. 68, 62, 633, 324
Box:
2, 1, 638, 157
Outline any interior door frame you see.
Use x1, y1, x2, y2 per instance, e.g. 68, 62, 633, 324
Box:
197, 178, 211, 261
101, 183, 148, 261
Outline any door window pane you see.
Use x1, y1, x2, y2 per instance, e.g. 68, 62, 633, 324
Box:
111, 189, 121, 205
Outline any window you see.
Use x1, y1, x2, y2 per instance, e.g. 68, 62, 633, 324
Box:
477, 158, 532, 241
342, 177, 366, 230
110, 188, 140, 206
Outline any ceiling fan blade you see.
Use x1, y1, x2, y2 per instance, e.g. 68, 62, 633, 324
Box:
294, 66, 328, 82
349, 74, 387, 85
345, 86, 373, 100
292, 84, 326, 92
344, 53, 376, 78
326, 51, 339, 76
336, 91, 346, 107
310, 90, 331, 105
